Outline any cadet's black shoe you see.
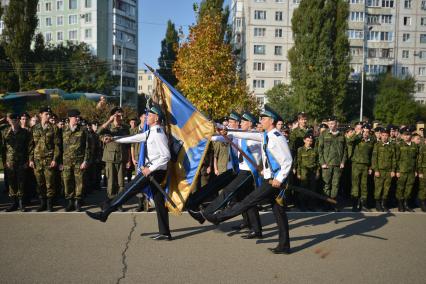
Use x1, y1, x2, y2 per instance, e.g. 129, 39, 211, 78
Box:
151, 234, 172, 241
420, 200, 426, 212
136, 197, 144, 212
351, 199, 359, 212
117, 206, 124, 212
47, 198, 54, 212
241, 231, 263, 239
268, 247, 291, 255
5, 200, 18, 212
381, 200, 388, 212
375, 200, 382, 212
404, 200, 414, 212
398, 200, 405, 212
86, 211, 108, 222
75, 200, 82, 212
201, 210, 220, 226
65, 199, 75, 212
36, 198, 47, 212
18, 199, 26, 212
359, 199, 369, 212
188, 209, 205, 224
231, 223, 248, 231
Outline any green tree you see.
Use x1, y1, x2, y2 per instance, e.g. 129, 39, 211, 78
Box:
157, 20, 179, 87
374, 74, 418, 125
2, 0, 39, 90
197, 0, 231, 43
265, 84, 298, 121
0, 45, 19, 93
174, 14, 257, 119
344, 76, 378, 122
288, 0, 350, 121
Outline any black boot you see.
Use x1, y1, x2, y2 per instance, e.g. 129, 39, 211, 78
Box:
47, 198, 54, 212
381, 199, 388, 212
404, 200, 414, 212
86, 203, 113, 222
352, 198, 359, 212
18, 198, 26, 212
420, 200, 426, 212
5, 198, 18, 212
359, 199, 369, 212
375, 200, 382, 212
65, 199, 74, 212
75, 199, 82, 212
398, 200, 405, 212
36, 198, 47, 212
136, 197, 144, 212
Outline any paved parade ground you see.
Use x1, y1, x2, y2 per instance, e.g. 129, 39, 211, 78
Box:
1, 202, 426, 283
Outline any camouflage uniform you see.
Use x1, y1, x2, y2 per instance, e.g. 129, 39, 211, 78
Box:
213, 141, 230, 175
348, 134, 374, 200
97, 123, 130, 199
416, 144, 426, 204
318, 130, 347, 199
371, 141, 396, 201
30, 123, 61, 199
1, 126, 32, 198
395, 142, 418, 202
289, 127, 308, 156
295, 146, 318, 209
61, 124, 91, 201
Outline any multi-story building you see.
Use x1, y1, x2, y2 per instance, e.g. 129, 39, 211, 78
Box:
232, 0, 426, 105
137, 69, 154, 96
1, 0, 138, 106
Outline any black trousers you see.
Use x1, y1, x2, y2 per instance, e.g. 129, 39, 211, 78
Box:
209, 179, 290, 249
186, 170, 235, 210
204, 170, 262, 233
110, 170, 169, 235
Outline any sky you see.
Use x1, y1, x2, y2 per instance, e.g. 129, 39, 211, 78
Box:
138, 0, 231, 70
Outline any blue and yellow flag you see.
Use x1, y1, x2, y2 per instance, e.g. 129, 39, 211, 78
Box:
147, 65, 215, 213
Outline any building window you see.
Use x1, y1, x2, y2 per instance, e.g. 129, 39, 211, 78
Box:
350, 12, 364, 22
293, 0, 301, 4
348, 29, 364, 39
274, 63, 282, 72
381, 32, 393, 41
276, 0, 284, 3
403, 17, 411, 26
275, 28, 283, 38
45, 32, 52, 42
69, 15, 78, 25
148, 75, 153, 81
350, 0, 364, 3
56, 1, 63, 11
351, 47, 362, 56
274, 80, 282, 86
45, 17, 52, 27
382, 48, 392, 58
69, 0, 77, 9
253, 80, 265, 88
404, 0, 411, 8
275, 11, 283, 21
254, 0, 266, 2
421, 18, 426, 26
367, 14, 380, 25
419, 51, 426, 59
254, 10, 266, 20
401, 66, 409, 75
254, 27, 266, 37
381, 15, 392, 24
422, 0, 426, 10
236, 18, 241, 27
37, 4, 40, 12
402, 50, 409, 59
421, 34, 426, 44
85, 13, 92, 23
403, 33, 410, 42
85, 0, 92, 8
367, 0, 380, 6
57, 16, 63, 26
85, 28, 92, 39
367, 31, 380, 41
57, 31, 63, 41
253, 62, 265, 71
69, 30, 77, 40
254, 45, 266, 55
418, 84, 425, 92
45, 2, 52, 11
419, 67, 426, 76
381, 0, 394, 7
275, 46, 283, 56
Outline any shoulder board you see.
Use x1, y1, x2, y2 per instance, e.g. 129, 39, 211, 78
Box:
274, 131, 281, 137
156, 128, 162, 133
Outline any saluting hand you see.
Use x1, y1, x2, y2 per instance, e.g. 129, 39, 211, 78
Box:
80, 161, 88, 170
49, 160, 57, 168
29, 161, 34, 168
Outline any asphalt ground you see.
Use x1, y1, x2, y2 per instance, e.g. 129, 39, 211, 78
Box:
1, 180, 426, 283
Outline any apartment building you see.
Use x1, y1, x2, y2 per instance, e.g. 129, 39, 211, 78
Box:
232, 0, 426, 105
137, 69, 154, 96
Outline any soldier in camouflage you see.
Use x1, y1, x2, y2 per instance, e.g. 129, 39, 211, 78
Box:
417, 136, 426, 212
59, 109, 90, 212
289, 112, 309, 157
371, 128, 396, 212
1, 113, 32, 212
317, 116, 347, 209
30, 107, 61, 212
347, 124, 374, 212
395, 127, 418, 212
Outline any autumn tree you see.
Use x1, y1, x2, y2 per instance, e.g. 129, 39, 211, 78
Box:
174, 14, 257, 118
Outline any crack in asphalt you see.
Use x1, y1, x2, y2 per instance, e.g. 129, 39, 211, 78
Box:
116, 214, 137, 284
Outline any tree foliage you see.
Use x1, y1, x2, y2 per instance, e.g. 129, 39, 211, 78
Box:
174, 14, 258, 119
2, 0, 39, 90
197, 0, 231, 43
288, 0, 350, 121
373, 74, 418, 125
157, 20, 179, 87
265, 84, 298, 121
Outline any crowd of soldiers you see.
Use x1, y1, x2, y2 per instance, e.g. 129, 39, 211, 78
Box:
1, 106, 426, 214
